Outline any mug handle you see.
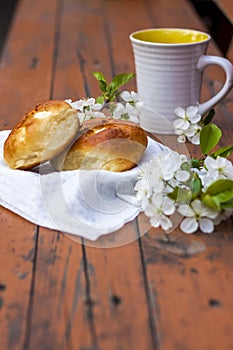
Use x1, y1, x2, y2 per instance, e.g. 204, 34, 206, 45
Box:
197, 55, 233, 115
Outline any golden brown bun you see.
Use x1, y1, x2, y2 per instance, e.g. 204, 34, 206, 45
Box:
51, 117, 148, 172
3, 100, 80, 169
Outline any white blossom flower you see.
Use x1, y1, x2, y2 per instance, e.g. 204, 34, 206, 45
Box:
201, 156, 233, 188
111, 103, 126, 119
174, 106, 201, 127
67, 94, 233, 236
205, 156, 233, 179
134, 177, 152, 209
65, 98, 73, 106
77, 110, 105, 122
66, 98, 105, 122
178, 199, 218, 234
157, 149, 188, 181
175, 122, 201, 144
66, 98, 95, 111
91, 103, 103, 111
175, 169, 190, 182
187, 124, 201, 145
144, 194, 175, 231
119, 91, 143, 123
120, 91, 140, 104
66, 93, 143, 124
173, 105, 202, 145
135, 160, 165, 200
176, 133, 187, 143
124, 103, 140, 123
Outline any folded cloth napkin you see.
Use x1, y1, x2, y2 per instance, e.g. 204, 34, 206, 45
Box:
0, 130, 164, 240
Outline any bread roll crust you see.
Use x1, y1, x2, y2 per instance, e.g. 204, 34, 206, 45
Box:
4, 100, 80, 169
51, 117, 148, 172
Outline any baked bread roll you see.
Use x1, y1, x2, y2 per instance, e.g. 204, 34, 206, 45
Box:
4, 100, 80, 170
51, 117, 148, 172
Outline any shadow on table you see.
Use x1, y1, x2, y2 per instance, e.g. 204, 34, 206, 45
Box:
0, 0, 19, 58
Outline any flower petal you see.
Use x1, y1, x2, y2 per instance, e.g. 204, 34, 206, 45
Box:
199, 218, 214, 233
178, 204, 194, 217
144, 204, 156, 217
201, 207, 219, 219
184, 125, 196, 137
204, 156, 217, 171
120, 91, 131, 101
174, 106, 185, 118
191, 199, 203, 213
180, 218, 198, 234
187, 107, 201, 123
173, 118, 189, 130
188, 133, 200, 145
160, 215, 173, 230
177, 135, 186, 143
163, 197, 176, 215
176, 170, 190, 182
150, 214, 161, 228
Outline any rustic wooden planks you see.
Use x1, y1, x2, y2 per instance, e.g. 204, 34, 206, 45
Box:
106, 0, 233, 349
0, 0, 57, 349
0, 0, 58, 128
0, 0, 233, 349
214, 0, 233, 24
30, 1, 156, 348
0, 208, 37, 350
24, 230, 89, 350
214, 0, 233, 61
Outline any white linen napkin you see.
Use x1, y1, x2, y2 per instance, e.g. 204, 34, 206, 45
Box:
0, 130, 164, 240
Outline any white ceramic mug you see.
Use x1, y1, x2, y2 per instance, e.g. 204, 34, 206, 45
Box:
130, 28, 233, 134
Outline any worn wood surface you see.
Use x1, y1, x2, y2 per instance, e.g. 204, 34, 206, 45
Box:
214, 0, 233, 23
0, 0, 233, 349
213, 0, 233, 61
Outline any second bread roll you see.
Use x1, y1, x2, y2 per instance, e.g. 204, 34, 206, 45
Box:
51, 118, 148, 172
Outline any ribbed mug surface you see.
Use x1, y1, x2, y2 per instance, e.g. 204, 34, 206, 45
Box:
131, 39, 209, 133
130, 28, 211, 134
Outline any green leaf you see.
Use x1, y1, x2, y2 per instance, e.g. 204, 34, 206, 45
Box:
168, 187, 192, 203
201, 179, 233, 211
214, 190, 233, 203
95, 96, 105, 104
202, 190, 233, 211
92, 71, 106, 83
99, 80, 108, 93
200, 123, 222, 154
92, 72, 108, 93
204, 179, 233, 196
109, 73, 135, 91
202, 109, 215, 126
202, 194, 221, 211
191, 175, 202, 199
210, 145, 233, 159
221, 198, 233, 209
191, 158, 200, 169
167, 187, 178, 201
93, 72, 136, 103
181, 161, 191, 172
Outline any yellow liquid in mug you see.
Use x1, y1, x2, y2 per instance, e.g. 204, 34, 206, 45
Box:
133, 28, 209, 44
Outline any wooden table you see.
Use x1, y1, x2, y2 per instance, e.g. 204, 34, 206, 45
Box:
0, 0, 233, 349
213, 0, 233, 60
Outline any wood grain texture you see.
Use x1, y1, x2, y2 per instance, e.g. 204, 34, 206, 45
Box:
0, 0, 56, 348
0, 0, 56, 128
0, 0, 233, 349
141, 224, 233, 350
214, 0, 233, 24
0, 208, 37, 350
25, 230, 89, 350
